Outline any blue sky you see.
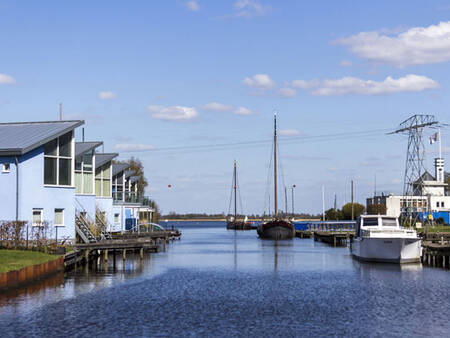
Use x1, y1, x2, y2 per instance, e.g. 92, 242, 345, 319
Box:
1, 1, 450, 215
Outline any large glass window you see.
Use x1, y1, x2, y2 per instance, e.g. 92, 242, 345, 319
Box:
95, 163, 112, 197
75, 151, 94, 194
44, 132, 73, 186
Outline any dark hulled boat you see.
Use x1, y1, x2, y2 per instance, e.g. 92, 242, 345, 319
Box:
257, 111, 294, 240
226, 160, 253, 230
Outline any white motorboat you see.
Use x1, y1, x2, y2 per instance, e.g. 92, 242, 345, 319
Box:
351, 215, 421, 263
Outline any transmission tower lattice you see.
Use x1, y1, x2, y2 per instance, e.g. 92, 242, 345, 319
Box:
391, 115, 439, 226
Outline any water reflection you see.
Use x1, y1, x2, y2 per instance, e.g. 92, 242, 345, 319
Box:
1, 224, 450, 337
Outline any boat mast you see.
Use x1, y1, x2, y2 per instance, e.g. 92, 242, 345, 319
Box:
234, 160, 237, 221
274, 111, 278, 217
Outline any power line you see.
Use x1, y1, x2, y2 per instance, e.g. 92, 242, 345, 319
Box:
118, 127, 392, 155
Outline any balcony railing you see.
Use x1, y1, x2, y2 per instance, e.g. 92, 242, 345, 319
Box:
112, 192, 156, 208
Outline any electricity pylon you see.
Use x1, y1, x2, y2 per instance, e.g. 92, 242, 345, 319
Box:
391, 115, 439, 226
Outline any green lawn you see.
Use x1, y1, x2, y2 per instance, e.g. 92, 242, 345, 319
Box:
415, 225, 450, 233
0, 250, 58, 273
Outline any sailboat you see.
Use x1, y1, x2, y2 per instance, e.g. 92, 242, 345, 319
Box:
226, 160, 252, 230
257, 112, 295, 240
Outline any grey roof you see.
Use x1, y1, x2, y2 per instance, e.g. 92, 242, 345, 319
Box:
130, 176, 140, 184
112, 163, 130, 176
415, 171, 435, 183
75, 141, 103, 156
0, 120, 84, 156
124, 170, 135, 179
95, 153, 118, 168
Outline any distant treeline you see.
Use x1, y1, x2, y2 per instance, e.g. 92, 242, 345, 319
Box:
161, 212, 321, 220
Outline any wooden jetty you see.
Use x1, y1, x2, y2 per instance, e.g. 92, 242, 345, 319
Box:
295, 230, 312, 238
64, 229, 182, 271
314, 231, 354, 246
421, 233, 450, 269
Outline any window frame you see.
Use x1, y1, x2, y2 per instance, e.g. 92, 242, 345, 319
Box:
54, 208, 65, 226
2, 163, 10, 173
114, 213, 120, 224
95, 163, 112, 198
75, 151, 95, 194
44, 131, 74, 187
32, 209, 43, 227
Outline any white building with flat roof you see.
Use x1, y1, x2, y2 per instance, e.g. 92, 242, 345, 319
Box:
367, 157, 450, 218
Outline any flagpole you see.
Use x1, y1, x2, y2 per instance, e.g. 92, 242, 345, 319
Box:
439, 128, 442, 159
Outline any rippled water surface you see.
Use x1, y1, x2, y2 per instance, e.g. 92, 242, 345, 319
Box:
1, 222, 449, 337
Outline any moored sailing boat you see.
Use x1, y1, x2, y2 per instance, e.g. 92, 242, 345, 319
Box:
226, 160, 252, 230
257, 112, 294, 240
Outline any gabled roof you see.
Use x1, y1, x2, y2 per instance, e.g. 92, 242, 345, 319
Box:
112, 163, 130, 176
95, 153, 118, 168
0, 120, 84, 156
415, 171, 435, 184
75, 141, 103, 156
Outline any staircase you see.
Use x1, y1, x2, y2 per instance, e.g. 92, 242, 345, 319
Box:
96, 209, 112, 240
75, 213, 97, 244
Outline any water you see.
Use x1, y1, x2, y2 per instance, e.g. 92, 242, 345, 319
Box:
1, 222, 449, 337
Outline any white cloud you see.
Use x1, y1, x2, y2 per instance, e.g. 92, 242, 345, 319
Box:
148, 105, 198, 121
292, 74, 438, 96
243, 74, 275, 91
114, 143, 155, 152
234, 106, 256, 115
278, 87, 297, 98
291, 79, 320, 89
233, 0, 269, 18
201, 102, 233, 112
185, 1, 199, 12
98, 91, 117, 100
0, 73, 16, 84
337, 21, 450, 67
279, 129, 301, 136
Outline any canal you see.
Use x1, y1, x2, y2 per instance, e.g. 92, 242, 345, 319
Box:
1, 222, 449, 337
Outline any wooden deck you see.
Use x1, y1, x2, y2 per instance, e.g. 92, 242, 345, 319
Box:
314, 231, 355, 246
422, 241, 450, 269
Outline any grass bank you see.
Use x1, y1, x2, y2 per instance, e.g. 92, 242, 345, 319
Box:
0, 250, 58, 273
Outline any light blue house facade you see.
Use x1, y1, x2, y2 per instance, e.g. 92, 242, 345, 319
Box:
112, 164, 155, 232
94, 153, 118, 231
0, 120, 84, 242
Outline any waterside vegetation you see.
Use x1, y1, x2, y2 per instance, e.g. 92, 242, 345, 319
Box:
0, 250, 58, 273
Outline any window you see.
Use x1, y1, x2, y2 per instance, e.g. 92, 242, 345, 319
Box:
95, 163, 111, 197
44, 131, 73, 186
382, 218, 397, 227
75, 151, 94, 194
363, 218, 379, 226
2, 163, 10, 173
54, 209, 64, 226
114, 213, 120, 224
442, 202, 445, 208
436, 202, 440, 208
32, 209, 43, 226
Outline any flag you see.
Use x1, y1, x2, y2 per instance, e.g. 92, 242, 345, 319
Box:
430, 131, 439, 145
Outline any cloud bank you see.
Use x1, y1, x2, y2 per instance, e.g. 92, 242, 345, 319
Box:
114, 143, 155, 152
282, 74, 438, 96
0, 73, 16, 84
148, 105, 198, 121
201, 102, 256, 115
98, 91, 117, 100
337, 21, 450, 67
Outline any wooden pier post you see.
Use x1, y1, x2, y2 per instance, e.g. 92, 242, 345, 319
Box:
104, 249, 108, 262
333, 235, 336, 247
122, 249, 126, 261
140, 247, 144, 259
